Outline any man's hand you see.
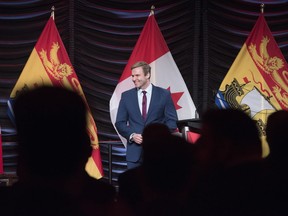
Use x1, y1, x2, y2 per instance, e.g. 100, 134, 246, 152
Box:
132, 133, 143, 144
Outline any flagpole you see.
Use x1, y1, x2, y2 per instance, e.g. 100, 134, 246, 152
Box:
150, 5, 155, 16
260, 3, 264, 14
51, 6, 55, 20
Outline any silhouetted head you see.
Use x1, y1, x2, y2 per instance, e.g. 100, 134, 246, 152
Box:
196, 108, 262, 168
142, 123, 193, 190
266, 110, 288, 162
14, 86, 91, 178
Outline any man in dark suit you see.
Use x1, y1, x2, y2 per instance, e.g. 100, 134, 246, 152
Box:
115, 61, 178, 169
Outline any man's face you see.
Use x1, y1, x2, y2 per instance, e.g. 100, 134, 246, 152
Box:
131, 66, 150, 89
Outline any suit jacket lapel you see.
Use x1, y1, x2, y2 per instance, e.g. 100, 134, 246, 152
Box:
131, 88, 142, 119
146, 85, 158, 121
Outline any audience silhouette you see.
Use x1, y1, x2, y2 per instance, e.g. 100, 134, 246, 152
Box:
188, 108, 267, 216
266, 109, 288, 167
118, 123, 194, 216
264, 109, 288, 215
3, 92, 288, 216
194, 108, 262, 170
116, 108, 288, 216
0, 86, 116, 216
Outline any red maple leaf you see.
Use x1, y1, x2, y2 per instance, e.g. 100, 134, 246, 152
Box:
167, 87, 184, 110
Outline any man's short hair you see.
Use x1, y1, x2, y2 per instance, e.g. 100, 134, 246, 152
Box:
131, 61, 151, 76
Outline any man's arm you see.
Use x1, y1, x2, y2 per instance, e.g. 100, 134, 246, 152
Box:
115, 94, 132, 140
116, 91, 144, 145
164, 91, 178, 131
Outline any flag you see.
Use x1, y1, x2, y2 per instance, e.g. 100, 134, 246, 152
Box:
109, 11, 197, 147
0, 126, 3, 174
7, 16, 103, 179
215, 13, 288, 157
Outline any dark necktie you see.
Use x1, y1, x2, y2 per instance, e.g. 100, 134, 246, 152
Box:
142, 90, 147, 120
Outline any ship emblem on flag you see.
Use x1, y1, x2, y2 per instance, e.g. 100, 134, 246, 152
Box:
215, 13, 288, 157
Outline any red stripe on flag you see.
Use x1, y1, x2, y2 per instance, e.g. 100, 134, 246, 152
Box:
9, 16, 103, 179
119, 15, 169, 82
34, 18, 78, 88
91, 148, 102, 168
246, 14, 288, 110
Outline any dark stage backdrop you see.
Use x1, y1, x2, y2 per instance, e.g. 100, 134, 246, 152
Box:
0, 0, 288, 184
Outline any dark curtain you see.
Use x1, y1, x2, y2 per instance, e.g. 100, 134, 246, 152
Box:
0, 0, 288, 183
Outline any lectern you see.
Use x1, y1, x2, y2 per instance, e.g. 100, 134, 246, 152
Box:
177, 118, 202, 143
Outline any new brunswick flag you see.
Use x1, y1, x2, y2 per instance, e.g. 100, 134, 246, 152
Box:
8, 16, 103, 179
215, 13, 288, 157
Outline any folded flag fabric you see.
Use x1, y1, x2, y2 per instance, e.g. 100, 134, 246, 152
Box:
215, 13, 288, 157
7, 16, 103, 179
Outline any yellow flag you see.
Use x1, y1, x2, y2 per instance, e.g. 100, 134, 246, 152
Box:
215, 14, 288, 157
8, 17, 103, 179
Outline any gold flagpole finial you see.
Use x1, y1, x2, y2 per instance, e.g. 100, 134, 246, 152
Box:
150, 5, 155, 16
51, 6, 55, 20
260, 3, 264, 14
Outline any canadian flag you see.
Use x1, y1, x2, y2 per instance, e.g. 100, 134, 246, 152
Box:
109, 11, 197, 147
